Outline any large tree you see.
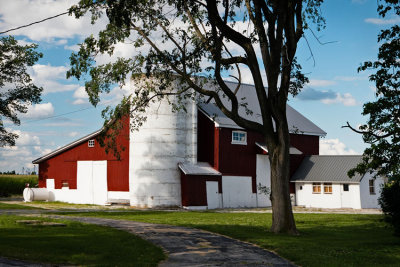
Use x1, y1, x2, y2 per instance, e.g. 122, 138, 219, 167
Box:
68, 0, 324, 234
345, 0, 399, 182
344, 0, 399, 234
0, 36, 43, 146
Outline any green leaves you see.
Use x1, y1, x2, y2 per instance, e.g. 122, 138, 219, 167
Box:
0, 36, 43, 147
350, 1, 400, 183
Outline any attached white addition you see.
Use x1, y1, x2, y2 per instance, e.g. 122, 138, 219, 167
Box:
292, 155, 385, 209
222, 176, 256, 208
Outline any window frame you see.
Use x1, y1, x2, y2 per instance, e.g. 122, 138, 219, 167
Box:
312, 183, 321, 194
88, 139, 95, 148
323, 183, 333, 194
231, 130, 247, 145
369, 179, 375, 195
343, 184, 349, 192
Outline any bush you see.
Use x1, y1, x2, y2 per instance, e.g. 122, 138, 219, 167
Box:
379, 181, 400, 236
0, 175, 38, 197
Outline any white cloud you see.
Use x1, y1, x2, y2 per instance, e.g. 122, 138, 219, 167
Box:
64, 44, 80, 51
0, 130, 53, 172
321, 93, 358, 106
68, 131, 79, 137
20, 103, 54, 119
30, 64, 80, 94
308, 79, 336, 87
72, 86, 90, 105
320, 139, 358, 155
365, 17, 400, 25
334, 76, 367, 82
0, 0, 107, 43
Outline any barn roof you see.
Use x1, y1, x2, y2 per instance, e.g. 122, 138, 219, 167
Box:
32, 128, 102, 164
199, 81, 326, 136
290, 155, 364, 183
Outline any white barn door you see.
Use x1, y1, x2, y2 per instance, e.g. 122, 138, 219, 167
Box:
77, 161, 108, 205
206, 181, 219, 209
92, 161, 108, 205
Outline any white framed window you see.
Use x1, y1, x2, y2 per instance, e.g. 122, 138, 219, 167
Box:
343, 184, 349, 191
369, 179, 375, 195
88, 139, 95, 147
232, 130, 247, 145
324, 183, 332, 194
312, 183, 321, 194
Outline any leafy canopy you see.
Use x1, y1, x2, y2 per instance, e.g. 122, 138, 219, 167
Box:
67, 0, 325, 234
347, 0, 400, 182
0, 36, 43, 147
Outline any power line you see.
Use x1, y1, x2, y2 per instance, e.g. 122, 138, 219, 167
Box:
23, 106, 93, 124
22, 99, 117, 124
0, 11, 69, 35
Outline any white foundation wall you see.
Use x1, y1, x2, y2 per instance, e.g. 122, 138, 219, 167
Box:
256, 154, 271, 207
222, 176, 257, 208
360, 173, 385, 209
129, 94, 197, 207
45, 161, 128, 205
295, 182, 362, 209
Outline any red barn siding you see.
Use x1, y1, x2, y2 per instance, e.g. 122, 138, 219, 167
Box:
290, 134, 319, 155
216, 128, 263, 193
38, 116, 130, 191
207, 126, 320, 194
180, 172, 222, 206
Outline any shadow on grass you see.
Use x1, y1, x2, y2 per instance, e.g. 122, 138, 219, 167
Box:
57, 211, 400, 267
0, 215, 165, 266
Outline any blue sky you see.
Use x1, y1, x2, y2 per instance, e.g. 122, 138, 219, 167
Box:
0, 0, 398, 173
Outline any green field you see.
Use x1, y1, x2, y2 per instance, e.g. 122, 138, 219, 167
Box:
0, 214, 165, 266
0, 175, 38, 197
62, 211, 400, 267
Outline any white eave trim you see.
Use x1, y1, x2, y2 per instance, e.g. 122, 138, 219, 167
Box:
255, 142, 303, 155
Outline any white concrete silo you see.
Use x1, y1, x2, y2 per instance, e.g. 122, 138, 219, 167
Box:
129, 81, 197, 207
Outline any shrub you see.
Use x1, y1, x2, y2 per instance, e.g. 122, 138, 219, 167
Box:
0, 175, 38, 197
379, 181, 400, 236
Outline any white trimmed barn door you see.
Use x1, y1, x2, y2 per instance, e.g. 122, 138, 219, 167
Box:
206, 181, 219, 209
77, 161, 108, 205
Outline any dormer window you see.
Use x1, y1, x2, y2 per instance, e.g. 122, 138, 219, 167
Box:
232, 130, 247, 145
88, 139, 95, 147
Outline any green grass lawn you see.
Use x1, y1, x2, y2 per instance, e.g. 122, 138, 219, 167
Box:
0, 215, 165, 266
62, 211, 400, 267
0, 202, 39, 209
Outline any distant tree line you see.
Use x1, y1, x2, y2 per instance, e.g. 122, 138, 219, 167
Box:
0, 170, 36, 175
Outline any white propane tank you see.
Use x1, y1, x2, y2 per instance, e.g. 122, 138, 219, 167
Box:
23, 188, 49, 202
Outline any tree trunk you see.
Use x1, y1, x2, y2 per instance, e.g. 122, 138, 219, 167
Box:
268, 132, 298, 234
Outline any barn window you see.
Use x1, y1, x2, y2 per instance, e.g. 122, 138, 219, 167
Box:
88, 139, 95, 147
324, 183, 332, 194
369, 179, 375, 195
343, 184, 349, 191
312, 183, 321, 194
232, 130, 247, 145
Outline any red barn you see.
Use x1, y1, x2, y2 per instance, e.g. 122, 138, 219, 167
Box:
33, 81, 325, 208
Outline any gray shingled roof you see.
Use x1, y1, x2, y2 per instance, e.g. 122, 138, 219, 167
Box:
291, 155, 364, 183
199, 81, 326, 136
